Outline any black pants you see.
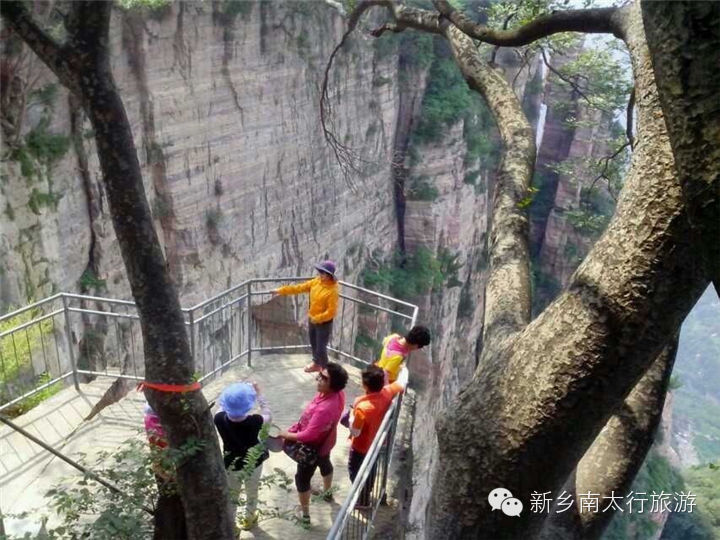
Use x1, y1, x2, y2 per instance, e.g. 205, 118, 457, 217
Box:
295, 454, 333, 492
348, 448, 376, 505
308, 320, 332, 367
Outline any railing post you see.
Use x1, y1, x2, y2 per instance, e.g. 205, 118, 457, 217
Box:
379, 394, 401, 505
188, 309, 196, 373
61, 294, 80, 392
247, 281, 252, 367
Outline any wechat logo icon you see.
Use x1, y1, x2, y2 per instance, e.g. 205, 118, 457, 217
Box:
489, 487, 523, 517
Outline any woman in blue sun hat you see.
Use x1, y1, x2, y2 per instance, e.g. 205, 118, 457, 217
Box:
214, 381, 271, 531
273, 260, 340, 373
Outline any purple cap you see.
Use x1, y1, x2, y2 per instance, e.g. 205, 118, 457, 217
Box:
314, 260, 337, 278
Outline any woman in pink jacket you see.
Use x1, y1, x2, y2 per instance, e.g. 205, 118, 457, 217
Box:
280, 361, 348, 525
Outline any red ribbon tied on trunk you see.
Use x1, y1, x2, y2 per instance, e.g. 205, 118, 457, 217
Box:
137, 381, 202, 393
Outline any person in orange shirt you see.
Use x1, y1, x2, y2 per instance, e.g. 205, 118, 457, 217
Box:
273, 261, 339, 373
344, 365, 408, 508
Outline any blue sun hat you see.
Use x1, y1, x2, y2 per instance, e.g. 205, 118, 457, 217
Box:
219, 382, 257, 420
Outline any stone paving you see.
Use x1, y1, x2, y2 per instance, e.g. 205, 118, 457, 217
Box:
0, 354, 373, 539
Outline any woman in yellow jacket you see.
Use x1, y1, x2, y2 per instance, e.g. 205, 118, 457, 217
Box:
273, 261, 339, 373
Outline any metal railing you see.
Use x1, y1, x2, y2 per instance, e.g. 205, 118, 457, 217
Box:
327, 370, 406, 540
0, 278, 418, 539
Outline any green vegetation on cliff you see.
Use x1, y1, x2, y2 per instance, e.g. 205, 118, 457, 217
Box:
362, 247, 462, 299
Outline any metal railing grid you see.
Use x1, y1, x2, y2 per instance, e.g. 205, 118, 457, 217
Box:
0, 278, 418, 539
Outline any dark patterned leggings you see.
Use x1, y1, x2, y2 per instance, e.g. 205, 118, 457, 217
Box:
295, 454, 333, 492
308, 320, 332, 367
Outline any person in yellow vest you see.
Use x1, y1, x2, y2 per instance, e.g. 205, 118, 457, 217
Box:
374, 325, 430, 383
273, 261, 339, 373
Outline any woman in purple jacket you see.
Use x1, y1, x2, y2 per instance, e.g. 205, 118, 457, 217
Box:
280, 361, 348, 525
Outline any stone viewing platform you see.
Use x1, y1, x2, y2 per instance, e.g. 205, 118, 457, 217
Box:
1, 353, 375, 538
1, 281, 418, 538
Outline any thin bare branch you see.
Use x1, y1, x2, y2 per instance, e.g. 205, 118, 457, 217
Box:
319, 0, 441, 181
433, 0, 624, 45
510, 48, 532, 93
490, 12, 515, 65
588, 140, 632, 201
540, 47, 591, 103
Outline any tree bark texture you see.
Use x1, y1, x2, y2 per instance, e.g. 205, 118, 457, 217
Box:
641, 1, 720, 292
426, 3, 708, 538
540, 339, 678, 539
0, 3, 234, 538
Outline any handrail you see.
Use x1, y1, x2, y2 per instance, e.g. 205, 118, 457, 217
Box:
0, 293, 63, 322
326, 367, 407, 539
339, 281, 419, 310
60, 292, 137, 307
0, 308, 64, 339
186, 279, 252, 312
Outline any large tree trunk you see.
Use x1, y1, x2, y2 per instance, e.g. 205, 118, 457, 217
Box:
0, 3, 234, 538
641, 1, 720, 292
540, 339, 678, 539
81, 60, 232, 540
426, 3, 708, 538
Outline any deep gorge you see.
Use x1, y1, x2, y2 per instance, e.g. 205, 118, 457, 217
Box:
1, 2, 718, 539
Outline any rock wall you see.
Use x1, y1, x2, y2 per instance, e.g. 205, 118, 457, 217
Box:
529, 46, 619, 313
1, 1, 399, 310
402, 121, 490, 531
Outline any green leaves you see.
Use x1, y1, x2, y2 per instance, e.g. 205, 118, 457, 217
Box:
517, 186, 540, 209
38, 439, 156, 538
362, 247, 464, 300
414, 55, 473, 143
116, 0, 170, 11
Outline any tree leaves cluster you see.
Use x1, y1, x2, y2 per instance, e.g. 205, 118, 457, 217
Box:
362, 247, 463, 299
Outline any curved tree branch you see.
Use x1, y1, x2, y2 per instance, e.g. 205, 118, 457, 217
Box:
433, 0, 625, 45
541, 337, 678, 539
443, 25, 534, 344
642, 1, 720, 292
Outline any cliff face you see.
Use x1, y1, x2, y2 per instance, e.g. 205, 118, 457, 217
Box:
1, 3, 645, 536
1, 1, 399, 311
401, 50, 543, 529
401, 122, 490, 524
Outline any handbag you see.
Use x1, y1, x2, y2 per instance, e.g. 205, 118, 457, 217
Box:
283, 441, 318, 467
